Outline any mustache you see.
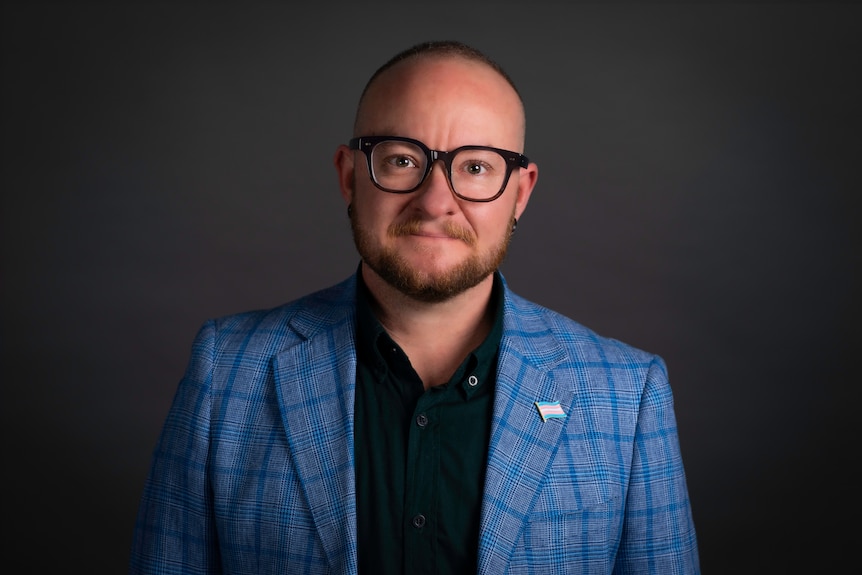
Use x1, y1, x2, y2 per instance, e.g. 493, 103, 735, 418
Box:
388, 219, 476, 246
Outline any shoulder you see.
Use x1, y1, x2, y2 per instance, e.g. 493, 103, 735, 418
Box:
503, 286, 657, 364
501, 284, 667, 400
195, 275, 358, 353
500, 285, 676, 427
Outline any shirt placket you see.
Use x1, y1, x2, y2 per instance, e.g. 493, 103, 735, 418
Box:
403, 389, 445, 575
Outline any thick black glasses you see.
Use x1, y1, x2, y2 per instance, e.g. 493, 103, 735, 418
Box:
349, 136, 529, 202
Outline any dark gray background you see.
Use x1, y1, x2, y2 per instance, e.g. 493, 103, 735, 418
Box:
3, 2, 858, 572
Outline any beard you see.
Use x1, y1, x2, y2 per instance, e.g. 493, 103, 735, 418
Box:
349, 208, 515, 303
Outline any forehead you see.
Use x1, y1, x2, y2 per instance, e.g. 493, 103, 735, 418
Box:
355, 56, 525, 144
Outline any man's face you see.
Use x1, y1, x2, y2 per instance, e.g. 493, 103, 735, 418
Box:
336, 56, 537, 302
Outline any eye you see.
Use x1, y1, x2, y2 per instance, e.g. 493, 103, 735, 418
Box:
372, 140, 426, 173
387, 154, 419, 169
465, 162, 487, 176
459, 159, 494, 177
453, 148, 503, 179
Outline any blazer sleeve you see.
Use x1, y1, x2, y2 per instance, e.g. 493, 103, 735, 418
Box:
614, 356, 700, 574
129, 320, 222, 574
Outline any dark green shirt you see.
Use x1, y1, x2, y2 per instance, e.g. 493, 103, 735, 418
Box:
354, 271, 504, 575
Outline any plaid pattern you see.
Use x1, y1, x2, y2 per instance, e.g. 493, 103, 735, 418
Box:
129, 274, 699, 574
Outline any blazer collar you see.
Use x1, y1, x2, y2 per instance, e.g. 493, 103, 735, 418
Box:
272, 275, 359, 575
478, 286, 573, 573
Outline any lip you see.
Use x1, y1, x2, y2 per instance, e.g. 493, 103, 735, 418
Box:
389, 221, 476, 245
410, 231, 457, 239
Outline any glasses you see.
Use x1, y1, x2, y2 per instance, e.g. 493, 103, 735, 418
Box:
349, 136, 529, 202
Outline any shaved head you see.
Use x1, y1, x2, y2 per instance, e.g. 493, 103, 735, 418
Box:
353, 41, 526, 145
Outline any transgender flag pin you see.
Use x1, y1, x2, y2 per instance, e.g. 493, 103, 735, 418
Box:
534, 401, 566, 422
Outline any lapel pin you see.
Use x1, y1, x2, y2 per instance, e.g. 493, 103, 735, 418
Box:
535, 401, 566, 422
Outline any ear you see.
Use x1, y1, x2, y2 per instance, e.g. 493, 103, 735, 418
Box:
333, 144, 356, 205
513, 162, 539, 220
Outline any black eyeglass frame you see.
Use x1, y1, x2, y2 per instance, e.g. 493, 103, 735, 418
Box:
349, 135, 530, 202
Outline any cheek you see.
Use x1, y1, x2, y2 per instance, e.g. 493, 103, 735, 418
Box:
353, 192, 405, 229
464, 202, 516, 236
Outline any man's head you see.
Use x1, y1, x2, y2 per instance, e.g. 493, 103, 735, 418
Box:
334, 41, 538, 302
353, 41, 526, 144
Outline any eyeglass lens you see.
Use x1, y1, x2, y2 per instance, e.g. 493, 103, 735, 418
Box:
370, 140, 508, 200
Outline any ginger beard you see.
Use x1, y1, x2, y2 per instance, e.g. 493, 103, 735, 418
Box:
349, 205, 516, 303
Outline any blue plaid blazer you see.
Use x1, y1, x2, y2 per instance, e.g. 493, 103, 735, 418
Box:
130, 273, 699, 574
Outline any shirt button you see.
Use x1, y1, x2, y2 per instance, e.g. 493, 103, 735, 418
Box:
416, 414, 429, 428
412, 514, 426, 528
468, 375, 478, 387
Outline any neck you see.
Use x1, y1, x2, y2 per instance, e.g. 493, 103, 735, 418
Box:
360, 263, 496, 388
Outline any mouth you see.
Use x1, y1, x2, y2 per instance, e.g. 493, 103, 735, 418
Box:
390, 220, 476, 245
412, 230, 456, 239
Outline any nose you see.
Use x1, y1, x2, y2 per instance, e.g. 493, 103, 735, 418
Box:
409, 159, 459, 216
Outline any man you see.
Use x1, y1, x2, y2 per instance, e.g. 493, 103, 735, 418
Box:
129, 41, 700, 574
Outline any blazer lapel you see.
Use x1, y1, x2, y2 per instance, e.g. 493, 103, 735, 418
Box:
478, 298, 574, 574
272, 307, 358, 575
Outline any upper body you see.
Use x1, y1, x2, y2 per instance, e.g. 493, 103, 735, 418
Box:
129, 272, 700, 574
129, 41, 699, 574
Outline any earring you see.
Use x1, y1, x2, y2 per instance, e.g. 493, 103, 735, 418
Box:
512, 218, 518, 233
347, 204, 353, 217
